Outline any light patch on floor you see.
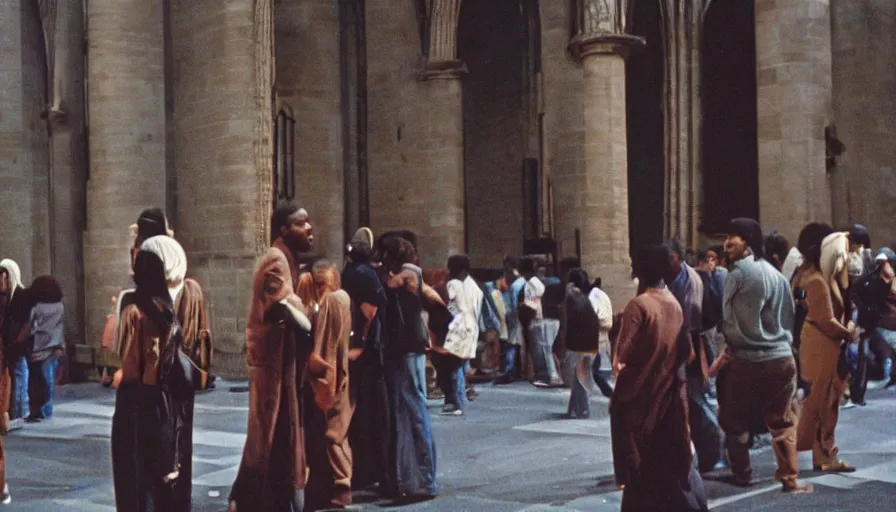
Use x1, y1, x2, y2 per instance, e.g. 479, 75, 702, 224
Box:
513, 419, 611, 438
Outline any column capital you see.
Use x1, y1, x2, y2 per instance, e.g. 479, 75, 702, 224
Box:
570, 33, 645, 61
418, 58, 468, 81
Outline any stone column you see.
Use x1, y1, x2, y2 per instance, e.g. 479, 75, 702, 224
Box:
48, 0, 89, 350
171, 0, 274, 377
755, 0, 833, 242
83, 0, 166, 365
566, 9, 643, 309
415, 0, 466, 266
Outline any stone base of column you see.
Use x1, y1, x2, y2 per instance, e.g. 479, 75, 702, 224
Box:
418, 59, 467, 81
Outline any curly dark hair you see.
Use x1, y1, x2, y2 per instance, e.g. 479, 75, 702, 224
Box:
381, 237, 416, 271
30, 275, 63, 304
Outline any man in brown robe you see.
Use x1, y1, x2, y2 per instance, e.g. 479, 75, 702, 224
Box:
297, 260, 354, 510
229, 204, 327, 512
611, 245, 708, 512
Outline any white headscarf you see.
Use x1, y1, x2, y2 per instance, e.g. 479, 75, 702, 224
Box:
820, 232, 850, 292
140, 235, 188, 303
781, 247, 804, 282
0, 259, 23, 300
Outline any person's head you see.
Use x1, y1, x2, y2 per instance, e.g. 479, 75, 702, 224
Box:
696, 250, 716, 272
139, 235, 188, 303
875, 248, 896, 280
447, 254, 471, 280
567, 268, 590, 292
592, 277, 602, 290
534, 258, 548, 278
764, 232, 791, 271
0, 259, 21, 296
849, 224, 871, 252
558, 257, 581, 281
797, 222, 835, 270
311, 259, 341, 299
375, 230, 419, 265
381, 237, 417, 272
272, 202, 313, 253
130, 208, 172, 271
502, 256, 520, 281
633, 245, 673, 290
519, 257, 536, 278
665, 238, 685, 279
708, 245, 727, 268
725, 218, 764, 263
29, 275, 63, 304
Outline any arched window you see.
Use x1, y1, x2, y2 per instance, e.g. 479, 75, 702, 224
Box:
273, 109, 296, 203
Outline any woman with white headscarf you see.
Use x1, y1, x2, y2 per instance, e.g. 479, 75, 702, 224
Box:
793, 227, 858, 473
111, 235, 194, 511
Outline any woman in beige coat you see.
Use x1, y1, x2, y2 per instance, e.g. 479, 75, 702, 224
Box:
793, 226, 858, 472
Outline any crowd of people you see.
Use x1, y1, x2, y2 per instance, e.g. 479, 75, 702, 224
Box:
1, 202, 894, 511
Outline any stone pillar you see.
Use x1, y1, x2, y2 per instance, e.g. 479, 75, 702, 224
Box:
415, 0, 466, 267
275, 0, 343, 262
171, 0, 274, 377
84, 0, 166, 365
366, 0, 465, 268
755, 0, 833, 242
566, 26, 643, 310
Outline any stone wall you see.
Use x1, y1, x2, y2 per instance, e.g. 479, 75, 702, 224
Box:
755, 0, 833, 243
275, 0, 344, 262
84, 0, 167, 365
539, 1, 585, 258
831, 0, 896, 246
458, 0, 528, 269
365, 0, 465, 268
0, 1, 34, 282
171, 0, 274, 377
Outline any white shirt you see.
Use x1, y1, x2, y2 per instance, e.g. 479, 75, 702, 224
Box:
587, 287, 613, 362
443, 276, 484, 360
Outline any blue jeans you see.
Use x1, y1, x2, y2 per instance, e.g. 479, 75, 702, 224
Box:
384, 352, 437, 496
501, 343, 519, 377
567, 354, 594, 418
12, 356, 29, 419
687, 373, 724, 471
530, 319, 561, 382
29, 355, 59, 419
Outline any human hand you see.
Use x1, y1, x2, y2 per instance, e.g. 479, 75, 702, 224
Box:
348, 348, 364, 362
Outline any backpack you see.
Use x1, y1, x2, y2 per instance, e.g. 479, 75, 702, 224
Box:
565, 288, 601, 352
479, 289, 501, 334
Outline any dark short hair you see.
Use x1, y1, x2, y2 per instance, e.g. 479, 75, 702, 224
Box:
633, 245, 673, 286
29, 275, 63, 304
764, 232, 790, 261
568, 268, 590, 292
849, 224, 871, 248
136, 207, 168, 241
382, 237, 416, 268
518, 256, 536, 274
666, 237, 685, 258
797, 222, 834, 269
346, 240, 372, 263
728, 218, 765, 260
271, 202, 302, 237
502, 255, 519, 270
447, 254, 471, 274
709, 245, 725, 259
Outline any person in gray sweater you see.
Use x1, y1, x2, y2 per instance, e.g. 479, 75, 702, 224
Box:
25, 276, 65, 422
715, 218, 812, 494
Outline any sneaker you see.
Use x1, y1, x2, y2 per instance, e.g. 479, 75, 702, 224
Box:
7, 418, 24, 432
439, 404, 463, 416
466, 387, 478, 401
1, 484, 10, 504
532, 380, 550, 388
840, 400, 857, 410
867, 379, 890, 391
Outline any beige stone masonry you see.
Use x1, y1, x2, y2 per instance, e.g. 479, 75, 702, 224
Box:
756, 0, 833, 243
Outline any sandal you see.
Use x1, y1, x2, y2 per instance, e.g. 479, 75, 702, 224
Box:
813, 461, 856, 473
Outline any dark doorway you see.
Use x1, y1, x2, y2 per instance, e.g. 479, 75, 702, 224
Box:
701, 0, 758, 234
458, 0, 538, 268
626, 0, 666, 252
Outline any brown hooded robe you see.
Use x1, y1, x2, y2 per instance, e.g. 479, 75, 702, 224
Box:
229, 239, 316, 510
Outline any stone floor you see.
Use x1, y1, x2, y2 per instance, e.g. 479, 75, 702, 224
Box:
5, 380, 896, 511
